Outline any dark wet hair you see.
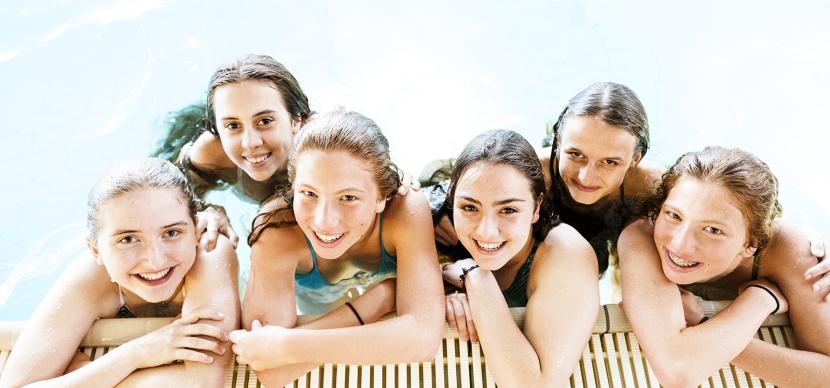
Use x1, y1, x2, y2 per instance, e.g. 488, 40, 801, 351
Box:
248, 111, 402, 245
447, 129, 558, 242
642, 146, 783, 250
205, 54, 311, 135
545, 82, 649, 160
87, 158, 199, 242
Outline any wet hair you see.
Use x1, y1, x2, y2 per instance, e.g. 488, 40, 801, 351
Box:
87, 158, 199, 242
447, 129, 559, 242
205, 54, 311, 135
248, 111, 402, 245
642, 146, 783, 250
545, 82, 649, 160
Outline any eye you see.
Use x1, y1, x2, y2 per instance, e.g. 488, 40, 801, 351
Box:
664, 210, 681, 221
300, 190, 317, 198
340, 194, 357, 202
567, 151, 584, 159
164, 229, 182, 238
602, 159, 619, 167
223, 121, 241, 131
258, 117, 274, 126
703, 226, 723, 235
500, 207, 518, 214
459, 204, 477, 212
118, 235, 138, 245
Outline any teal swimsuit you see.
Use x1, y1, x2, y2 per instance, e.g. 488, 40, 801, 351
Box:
294, 213, 397, 314
501, 242, 539, 308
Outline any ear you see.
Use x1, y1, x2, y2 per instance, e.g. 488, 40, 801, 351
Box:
291, 117, 303, 135
531, 194, 542, 224
375, 198, 387, 213
630, 150, 643, 167
742, 244, 758, 259
87, 236, 102, 266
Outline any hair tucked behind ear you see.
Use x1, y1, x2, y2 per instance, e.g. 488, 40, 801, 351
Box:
247, 111, 402, 246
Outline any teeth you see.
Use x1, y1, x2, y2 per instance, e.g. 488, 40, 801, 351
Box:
137, 268, 170, 281
315, 231, 344, 243
669, 252, 699, 268
476, 240, 504, 251
246, 154, 270, 164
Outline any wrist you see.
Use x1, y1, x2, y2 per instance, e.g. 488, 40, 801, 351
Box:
743, 285, 779, 315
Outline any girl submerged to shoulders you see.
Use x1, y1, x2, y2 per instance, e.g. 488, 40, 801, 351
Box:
0, 158, 239, 388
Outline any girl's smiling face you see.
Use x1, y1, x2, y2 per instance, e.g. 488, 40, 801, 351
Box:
453, 162, 540, 271
653, 177, 757, 285
89, 188, 198, 303
213, 80, 301, 182
292, 150, 386, 260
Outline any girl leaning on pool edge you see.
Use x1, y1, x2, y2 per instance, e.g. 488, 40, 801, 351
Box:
0, 159, 239, 388
442, 130, 598, 387
619, 147, 830, 387
228, 111, 443, 387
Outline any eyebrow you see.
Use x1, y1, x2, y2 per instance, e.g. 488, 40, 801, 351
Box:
663, 204, 730, 228
564, 146, 625, 161
220, 110, 278, 121
457, 195, 526, 206
111, 221, 188, 236
297, 184, 368, 194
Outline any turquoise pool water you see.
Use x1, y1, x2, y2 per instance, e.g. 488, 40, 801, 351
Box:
2, 1, 829, 320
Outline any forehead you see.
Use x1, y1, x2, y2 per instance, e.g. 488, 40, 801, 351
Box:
213, 80, 287, 116
294, 150, 378, 193
666, 177, 747, 227
456, 163, 535, 201
97, 188, 191, 231
560, 115, 637, 158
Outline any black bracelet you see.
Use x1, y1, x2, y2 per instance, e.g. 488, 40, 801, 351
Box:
747, 284, 780, 315
344, 302, 365, 325
459, 265, 480, 290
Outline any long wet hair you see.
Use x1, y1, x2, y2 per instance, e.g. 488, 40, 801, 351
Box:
87, 158, 199, 242
641, 146, 783, 251
447, 129, 559, 242
248, 111, 402, 245
205, 54, 312, 135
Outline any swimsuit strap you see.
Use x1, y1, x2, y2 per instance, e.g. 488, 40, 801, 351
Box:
116, 284, 137, 318
378, 212, 388, 255
751, 250, 762, 280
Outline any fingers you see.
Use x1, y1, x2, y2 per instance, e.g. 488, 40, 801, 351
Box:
178, 308, 225, 325
175, 349, 215, 364
445, 297, 457, 330
809, 234, 826, 259
805, 258, 830, 280
182, 323, 228, 341
196, 213, 207, 240
226, 224, 240, 248
449, 296, 469, 342
460, 297, 477, 342
811, 275, 830, 301
177, 335, 226, 356
228, 329, 247, 344
205, 220, 219, 252
251, 319, 263, 330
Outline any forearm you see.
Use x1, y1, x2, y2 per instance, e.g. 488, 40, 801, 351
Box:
465, 270, 573, 388
18, 345, 137, 388
251, 364, 320, 388
115, 359, 227, 388
300, 279, 396, 330
732, 338, 830, 388
639, 289, 774, 387
284, 313, 439, 365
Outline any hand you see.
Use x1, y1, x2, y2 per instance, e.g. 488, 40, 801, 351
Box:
127, 308, 228, 369
196, 205, 239, 251
229, 320, 292, 371
741, 278, 789, 315
678, 288, 706, 326
803, 234, 830, 300
442, 258, 477, 289
434, 215, 459, 246
445, 292, 478, 342
396, 169, 421, 196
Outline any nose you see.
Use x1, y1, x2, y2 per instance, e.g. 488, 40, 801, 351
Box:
144, 239, 167, 270
577, 164, 597, 185
314, 201, 341, 231
241, 128, 263, 149
475, 212, 499, 241
668, 224, 697, 255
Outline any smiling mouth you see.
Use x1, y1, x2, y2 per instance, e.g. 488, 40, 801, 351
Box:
572, 180, 600, 192
244, 152, 272, 165
314, 231, 345, 244
474, 239, 506, 252
667, 250, 701, 269
133, 266, 175, 285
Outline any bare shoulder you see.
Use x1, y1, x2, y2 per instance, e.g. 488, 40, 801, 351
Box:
250, 224, 307, 270
624, 159, 665, 197
760, 221, 815, 281
259, 195, 291, 214
188, 132, 235, 170
382, 189, 431, 226
535, 222, 597, 271
618, 219, 656, 264
48, 254, 119, 317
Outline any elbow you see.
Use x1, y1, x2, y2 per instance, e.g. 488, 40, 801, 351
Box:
411, 326, 443, 362
650, 360, 702, 388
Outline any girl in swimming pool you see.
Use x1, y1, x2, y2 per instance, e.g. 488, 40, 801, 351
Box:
442, 129, 599, 387
0, 158, 239, 388
619, 146, 830, 387
229, 110, 443, 386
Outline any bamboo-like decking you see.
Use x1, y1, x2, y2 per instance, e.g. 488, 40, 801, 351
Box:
0, 302, 793, 387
